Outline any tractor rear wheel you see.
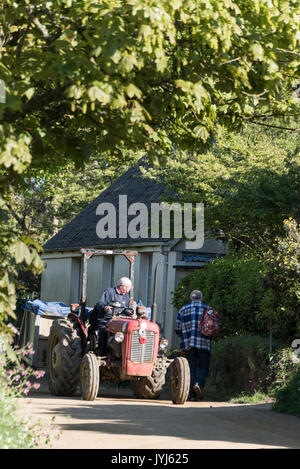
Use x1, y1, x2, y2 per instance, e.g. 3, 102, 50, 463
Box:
132, 356, 168, 399
80, 352, 99, 401
170, 356, 190, 404
47, 317, 82, 396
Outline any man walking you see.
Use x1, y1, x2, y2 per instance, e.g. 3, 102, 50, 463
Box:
175, 290, 212, 401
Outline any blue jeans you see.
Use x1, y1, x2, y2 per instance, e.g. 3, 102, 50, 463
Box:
185, 348, 211, 390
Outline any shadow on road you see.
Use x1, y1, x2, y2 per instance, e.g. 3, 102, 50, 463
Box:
27, 381, 300, 449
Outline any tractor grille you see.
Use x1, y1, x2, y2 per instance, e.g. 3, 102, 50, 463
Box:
130, 330, 155, 363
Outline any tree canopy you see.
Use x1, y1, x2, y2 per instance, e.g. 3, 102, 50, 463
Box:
1, 0, 299, 168
0, 0, 299, 333
145, 122, 300, 248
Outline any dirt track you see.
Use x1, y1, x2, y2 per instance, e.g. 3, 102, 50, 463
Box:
18, 380, 300, 450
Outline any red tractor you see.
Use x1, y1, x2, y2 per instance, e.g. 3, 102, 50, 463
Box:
47, 249, 190, 404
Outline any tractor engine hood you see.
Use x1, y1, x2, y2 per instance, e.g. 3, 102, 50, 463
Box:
106, 317, 160, 377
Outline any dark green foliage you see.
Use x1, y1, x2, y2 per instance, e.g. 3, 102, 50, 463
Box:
273, 366, 300, 417
208, 335, 271, 394
261, 218, 300, 340
173, 250, 268, 338
146, 123, 300, 249
207, 335, 298, 396
173, 246, 300, 342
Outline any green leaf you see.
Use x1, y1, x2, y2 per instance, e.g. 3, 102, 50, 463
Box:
66, 85, 83, 100
194, 83, 208, 101
193, 125, 209, 141
88, 86, 110, 104
250, 43, 264, 61
119, 54, 138, 73
126, 84, 142, 99
13, 241, 29, 264
23, 87, 35, 100
0, 333, 18, 363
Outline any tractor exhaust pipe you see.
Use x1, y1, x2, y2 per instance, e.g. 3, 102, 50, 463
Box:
151, 261, 162, 324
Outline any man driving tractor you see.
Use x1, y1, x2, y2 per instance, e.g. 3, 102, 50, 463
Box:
93, 277, 132, 355
47, 250, 190, 403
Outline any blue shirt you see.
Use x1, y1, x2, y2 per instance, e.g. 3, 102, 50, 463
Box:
96, 287, 130, 320
175, 300, 212, 352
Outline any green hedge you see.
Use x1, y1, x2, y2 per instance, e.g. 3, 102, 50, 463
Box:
173, 250, 266, 338
172, 249, 300, 341
273, 366, 300, 417
206, 335, 298, 397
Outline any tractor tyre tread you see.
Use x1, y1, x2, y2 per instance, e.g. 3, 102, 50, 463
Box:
47, 318, 82, 396
80, 352, 99, 401
132, 356, 168, 399
170, 356, 190, 405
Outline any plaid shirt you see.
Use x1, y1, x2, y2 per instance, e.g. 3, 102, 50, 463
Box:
175, 300, 212, 352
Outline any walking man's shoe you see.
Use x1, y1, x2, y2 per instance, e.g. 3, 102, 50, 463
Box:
192, 383, 204, 400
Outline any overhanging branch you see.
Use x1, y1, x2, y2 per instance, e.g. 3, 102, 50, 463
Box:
248, 120, 300, 132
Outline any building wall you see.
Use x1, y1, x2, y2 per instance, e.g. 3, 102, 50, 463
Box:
70, 257, 81, 304
85, 255, 103, 306
40, 256, 74, 304
40, 248, 165, 311
137, 252, 152, 306
40, 238, 227, 348
163, 250, 180, 346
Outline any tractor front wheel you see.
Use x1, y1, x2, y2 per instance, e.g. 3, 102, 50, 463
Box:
132, 356, 168, 399
170, 356, 190, 405
80, 352, 99, 401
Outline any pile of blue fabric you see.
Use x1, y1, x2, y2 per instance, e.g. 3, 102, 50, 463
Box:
23, 299, 92, 318
23, 299, 71, 316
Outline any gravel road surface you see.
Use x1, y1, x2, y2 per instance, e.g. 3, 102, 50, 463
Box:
18, 381, 300, 450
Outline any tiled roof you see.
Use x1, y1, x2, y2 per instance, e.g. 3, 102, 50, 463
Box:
43, 156, 169, 251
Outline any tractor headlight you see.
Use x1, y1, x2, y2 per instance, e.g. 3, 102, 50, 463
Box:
114, 332, 124, 343
159, 338, 168, 350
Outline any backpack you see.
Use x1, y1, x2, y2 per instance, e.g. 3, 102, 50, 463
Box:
199, 307, 220, 338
